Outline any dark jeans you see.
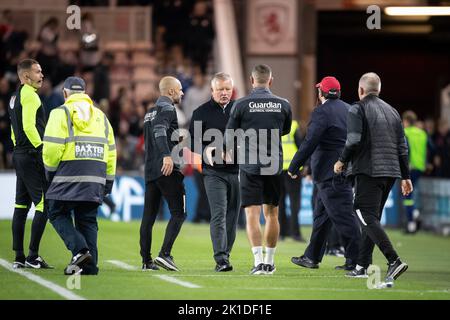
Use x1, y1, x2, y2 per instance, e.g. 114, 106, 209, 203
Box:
304, 176, 360, 264
278, 171, 302, 237
48, 200, 99, 274
354, 174, 399, 268
140, 172, 186, 263
203, 169, 240, 264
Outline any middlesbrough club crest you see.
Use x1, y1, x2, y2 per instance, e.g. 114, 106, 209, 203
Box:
257, 4, 288, 46
247, 0, 297, 55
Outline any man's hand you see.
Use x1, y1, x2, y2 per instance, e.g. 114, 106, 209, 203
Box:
334, 160, 345, 174
287, 171, 297, 179
205, 147, 216, 166
222, 150, 232, 163
401, 179, 413, 196
161, 156, 174, 176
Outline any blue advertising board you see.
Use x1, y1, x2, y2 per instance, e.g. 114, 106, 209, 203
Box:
100, 176, 400, 226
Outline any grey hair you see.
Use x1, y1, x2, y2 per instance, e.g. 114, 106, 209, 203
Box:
251, 64, 272, 84
63, 88, 85, 97
211, 72, 234, 88
359, 72, 381, 95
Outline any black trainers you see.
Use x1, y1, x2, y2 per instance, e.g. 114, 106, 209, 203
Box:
12, 257, 26, 269
250, 263, 266, 275
335, 263, 356, 271
327, 248, 345, 257
142, 261, 160, 271
291, 255, 319, 269
64, 251, 92, 275
264, 264, 276, 275
215, 262, 233, 272
346, 267, 368, 278
386, 258, 408, 280
25, 256, 54, 269
155, 254, 179, 271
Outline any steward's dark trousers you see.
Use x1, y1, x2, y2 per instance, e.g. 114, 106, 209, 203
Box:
140, 172, 186, 263
278, 170, 302, 237
327, 226, 343, 251
203, 168, 240, 265
48, 200, 99, 274
304, 176, 360, 264
353, 174, 399, 268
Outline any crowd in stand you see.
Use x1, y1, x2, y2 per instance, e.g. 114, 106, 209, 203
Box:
1, 1, 450, 182
0, 0, 215, 175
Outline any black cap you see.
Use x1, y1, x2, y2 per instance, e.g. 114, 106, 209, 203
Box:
63, 76, 86, 91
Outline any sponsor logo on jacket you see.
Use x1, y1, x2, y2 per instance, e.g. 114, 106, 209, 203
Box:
75, 142, 104, 160
248, 101, 282, 112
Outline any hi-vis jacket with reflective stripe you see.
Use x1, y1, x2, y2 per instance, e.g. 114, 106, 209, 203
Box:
42, 93, 116, 204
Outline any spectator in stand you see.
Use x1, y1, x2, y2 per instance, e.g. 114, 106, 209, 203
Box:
79, 13, 100, 72
36, 17, 60, 83
433, 119, 450, 178
153, 0, 193, 51
185, 0, 214, 73
181, 72, 211, 123
53, 50, 78, 89
0, 77, 12, 109
0, 99, 13, 168
39, 79, 64, 118
423, 117, 437, 176
1, 10, 28, 75
402, 111, 428, 234
93, 52, 114, 103
164, 45, 194, 93
109, 87, 128, 135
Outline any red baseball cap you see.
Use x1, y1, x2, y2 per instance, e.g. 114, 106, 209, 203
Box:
316, 76, 341, 94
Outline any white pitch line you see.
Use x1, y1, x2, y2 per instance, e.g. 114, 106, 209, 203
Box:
163, 274, 343, 278
106, 259, 202, 289
0, 258, 85, 300
209, 286, 450, 294
155, 275, 202, 289
106, 260, 139, 271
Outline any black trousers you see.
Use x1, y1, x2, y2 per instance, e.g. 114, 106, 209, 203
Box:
203, 169, 240, 264
140, 172, 186, 263
278, 171, 302, 238
48, 200, 99, 274
326, 226, 343, 250
192, 169, 211, 223
353, 174, 399, 268
12, 150, 48, 257
304, 176, 360, 264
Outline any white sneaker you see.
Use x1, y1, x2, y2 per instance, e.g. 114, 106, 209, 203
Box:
407, 221, 417, 233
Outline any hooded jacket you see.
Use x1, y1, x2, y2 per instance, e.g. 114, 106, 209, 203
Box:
43, 93, 116, 203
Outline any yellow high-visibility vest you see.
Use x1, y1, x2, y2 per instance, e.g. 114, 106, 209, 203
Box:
43, 93, 116, 203
282, 120, 299, 171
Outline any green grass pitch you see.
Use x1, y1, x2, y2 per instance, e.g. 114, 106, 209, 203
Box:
0, 219, 449, 300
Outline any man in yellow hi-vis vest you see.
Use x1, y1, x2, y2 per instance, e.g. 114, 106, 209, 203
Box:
279, 119, 305, 242
43, 77, 116, 275
9, 59, 52, 269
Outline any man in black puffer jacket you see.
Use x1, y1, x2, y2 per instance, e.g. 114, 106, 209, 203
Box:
334, 72, 413, 285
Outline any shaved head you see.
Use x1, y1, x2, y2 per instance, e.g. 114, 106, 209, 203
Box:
159, 76, 181, 94
159, 76, 183, 104
359, 72, 381, 96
